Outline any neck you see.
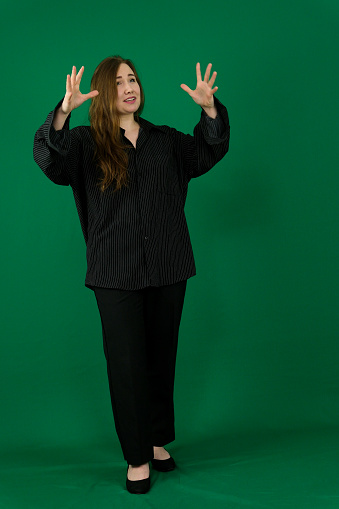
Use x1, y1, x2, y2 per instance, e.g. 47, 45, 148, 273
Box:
119, 113, 139, 131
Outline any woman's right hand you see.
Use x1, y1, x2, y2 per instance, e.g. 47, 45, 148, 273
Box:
61, 65, 99, 115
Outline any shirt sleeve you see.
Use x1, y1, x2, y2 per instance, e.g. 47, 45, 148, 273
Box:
172, 96, 230, 181
201, 110, 225, 138
33, 99, 81, 186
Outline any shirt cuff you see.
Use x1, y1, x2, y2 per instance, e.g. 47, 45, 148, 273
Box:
201, 110, 224, 138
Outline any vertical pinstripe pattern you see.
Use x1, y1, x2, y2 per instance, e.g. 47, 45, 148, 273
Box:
33, 97, 230, 290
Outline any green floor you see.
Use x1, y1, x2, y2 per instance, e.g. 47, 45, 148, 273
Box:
1, 428, 338, 508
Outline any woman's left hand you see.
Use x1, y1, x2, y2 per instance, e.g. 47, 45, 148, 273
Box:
180, 62, 218, 109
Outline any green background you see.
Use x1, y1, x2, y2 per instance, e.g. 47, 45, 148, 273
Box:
1, 0, 339, 507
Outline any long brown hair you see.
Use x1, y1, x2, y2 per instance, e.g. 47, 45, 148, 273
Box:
89, 56, 145, 192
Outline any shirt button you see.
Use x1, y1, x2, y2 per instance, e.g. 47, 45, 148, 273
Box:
145, 236, 148, 240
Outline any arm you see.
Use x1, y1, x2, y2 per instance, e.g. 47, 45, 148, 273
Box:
176, 63, 230, 180
171, 96, 230, 181
53, 107, 70, 131
33, 65, 99, 185
202, 107, 226, 138
33, 99, 76, 186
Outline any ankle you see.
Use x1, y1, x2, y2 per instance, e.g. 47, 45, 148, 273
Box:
153, 446, 170, 460
127, 463, 149, 481
129, 462, 149, 470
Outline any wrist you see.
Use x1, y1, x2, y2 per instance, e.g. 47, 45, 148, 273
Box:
59, 106, 71, 116
202, 105, 217, 119
52, 105, 70, 131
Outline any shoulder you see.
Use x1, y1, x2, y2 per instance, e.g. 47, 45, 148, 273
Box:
139, 117, 184, 144
139, 117, 170, 134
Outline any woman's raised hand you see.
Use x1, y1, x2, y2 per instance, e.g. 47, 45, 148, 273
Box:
180, 63, 218, 108
61, 66, 99, 115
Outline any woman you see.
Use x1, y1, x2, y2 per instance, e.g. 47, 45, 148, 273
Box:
33, 56, 230, 494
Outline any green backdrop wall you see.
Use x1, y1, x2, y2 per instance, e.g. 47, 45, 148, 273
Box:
1, 0, 338, 458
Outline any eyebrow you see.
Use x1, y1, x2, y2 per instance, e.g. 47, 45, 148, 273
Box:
116, 73, 135, 79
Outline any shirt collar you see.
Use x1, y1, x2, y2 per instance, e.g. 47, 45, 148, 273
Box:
120, 117, 167, 134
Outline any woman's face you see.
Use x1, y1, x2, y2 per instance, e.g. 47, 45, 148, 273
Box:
115, 63, 141, 117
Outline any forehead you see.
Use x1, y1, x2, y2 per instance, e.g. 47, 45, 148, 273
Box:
116, 63, 134, 78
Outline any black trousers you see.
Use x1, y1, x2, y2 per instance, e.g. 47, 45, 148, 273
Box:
93, 280, 187, 465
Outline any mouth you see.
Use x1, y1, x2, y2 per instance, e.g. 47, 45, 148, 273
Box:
124, 96, 137, 103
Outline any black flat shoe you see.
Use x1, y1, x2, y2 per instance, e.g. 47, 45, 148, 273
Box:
126, 467, 150, 494
151, 456, 176, 472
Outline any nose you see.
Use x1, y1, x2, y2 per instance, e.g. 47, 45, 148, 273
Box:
124, 82, 134, 94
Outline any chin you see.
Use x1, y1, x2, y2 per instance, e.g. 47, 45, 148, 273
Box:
121, 104, 140, 115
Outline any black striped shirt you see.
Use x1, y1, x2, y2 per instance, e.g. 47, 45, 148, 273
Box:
33, 97, 230, 290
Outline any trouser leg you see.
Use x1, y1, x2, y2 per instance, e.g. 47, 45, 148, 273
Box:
93, 280, 187, 464
94, 287, 153, 465
143, 280, 187, 446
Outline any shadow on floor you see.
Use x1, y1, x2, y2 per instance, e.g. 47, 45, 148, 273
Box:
1, 427, 339, 508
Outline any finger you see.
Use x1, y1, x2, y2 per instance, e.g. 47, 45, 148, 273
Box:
71, 65, 76, 87
208, 71, 217, 88
63, 83, 72, 112
196, 62, 202, 82
211, 86, 218, 95
76, 66, 84, 85
61, 94, 72, 114
66, 74, 72, 94
83, 90, 99, 101
204, 63, 212, 82
180, 83, 193, 95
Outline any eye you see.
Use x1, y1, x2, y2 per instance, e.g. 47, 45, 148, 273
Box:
130, 78, 136, 82
116, 81, 121, 86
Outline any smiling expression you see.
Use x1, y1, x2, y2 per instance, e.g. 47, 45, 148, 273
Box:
115, 63, 141, 116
